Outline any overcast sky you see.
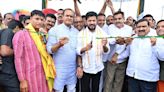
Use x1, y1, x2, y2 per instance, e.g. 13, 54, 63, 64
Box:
0, 0, 164, 21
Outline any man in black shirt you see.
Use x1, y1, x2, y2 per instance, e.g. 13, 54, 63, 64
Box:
0, 19, 24, 92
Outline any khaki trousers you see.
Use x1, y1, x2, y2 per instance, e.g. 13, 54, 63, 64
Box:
104, 61, 126, 92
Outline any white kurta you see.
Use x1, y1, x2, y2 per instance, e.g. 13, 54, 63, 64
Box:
76, 26, 110, 74
126, 30, 164, 82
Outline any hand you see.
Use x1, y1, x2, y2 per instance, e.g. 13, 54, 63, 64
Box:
102, 38, 108, 46
111, 53, 118, 64
20, 80, 28, 92
125, 37, 133, 45
76, 67, 83, 78
116, 37, 125, 45
85, 43, 92, 51
39, 28, 47, 34
150, 37, 157, 46
80, 42, 92, 54
59, 37, 69, 46
106, 0, 113, 8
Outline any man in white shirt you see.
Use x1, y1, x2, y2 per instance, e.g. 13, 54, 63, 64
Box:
104, 11, 133, 92
143, 14, 156, 29
97, 13, 109, 92
47, 8, 78, 92
126, 19, 164, 92
76, 11, 110, 92
155, 20, 164, 92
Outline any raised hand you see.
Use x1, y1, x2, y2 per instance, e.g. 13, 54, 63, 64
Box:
106, 0, 115, 14
106, 0, 113, 8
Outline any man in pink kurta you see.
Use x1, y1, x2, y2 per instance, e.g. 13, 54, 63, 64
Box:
12, 10, 49, 92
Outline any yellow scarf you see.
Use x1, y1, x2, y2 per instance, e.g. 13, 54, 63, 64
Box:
26, 23, 56, 92
82, 26, 103, 67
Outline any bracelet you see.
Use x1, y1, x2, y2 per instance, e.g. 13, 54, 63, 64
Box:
77, 64, 83, 68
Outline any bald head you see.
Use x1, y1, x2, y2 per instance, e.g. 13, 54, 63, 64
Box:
74, 16, 84, 31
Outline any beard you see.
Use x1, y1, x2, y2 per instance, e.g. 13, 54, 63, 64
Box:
88, 24, 96, 31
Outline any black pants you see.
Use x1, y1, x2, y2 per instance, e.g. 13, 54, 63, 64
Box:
0, 72, 20, 92
128, 76, 157, 92
76, 78, 81, 92
81, 72, 101, 92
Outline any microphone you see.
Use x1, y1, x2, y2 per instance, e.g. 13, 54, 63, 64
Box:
39, 28, 47, 44
43, 34, 47, 44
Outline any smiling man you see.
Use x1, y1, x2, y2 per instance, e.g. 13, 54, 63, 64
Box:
156, 20, 164, 92
76, 11, 110, 92
13, 10, 55, 92
73, 16, 84, 31
126, 19, 164, 92
47, 8, 79, 92
104, 11, 133, 92
45, 14, 56, 32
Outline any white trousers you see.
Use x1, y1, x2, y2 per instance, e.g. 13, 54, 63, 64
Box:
55, 84, 76, 92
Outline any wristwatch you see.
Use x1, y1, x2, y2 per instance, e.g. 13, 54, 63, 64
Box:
77, 64, 83, 68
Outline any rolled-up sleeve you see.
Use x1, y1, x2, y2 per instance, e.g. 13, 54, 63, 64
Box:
155, 38, 164, 61
115, 44, 126, 54
118, 45, 130, 60
46, 28, 57, 54
76, 33, 83, 56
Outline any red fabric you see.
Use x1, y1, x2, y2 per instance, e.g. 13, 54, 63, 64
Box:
42, 8, 57, 15
157, 80, 164, 92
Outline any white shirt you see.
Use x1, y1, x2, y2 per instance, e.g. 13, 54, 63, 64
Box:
107, 24, 133, 63
101, 24, 110, 62
154, 38, 164, 61
76, 26, 110, 74
126, 30, 164, 82
102, 24, 109, 34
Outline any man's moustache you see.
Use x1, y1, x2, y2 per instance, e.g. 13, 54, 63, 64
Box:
89, 24, 95, 26
116, 22, 121, 24
138, 30, 145, 32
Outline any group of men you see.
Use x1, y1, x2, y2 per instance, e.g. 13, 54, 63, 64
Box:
0, 0, 164, 92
